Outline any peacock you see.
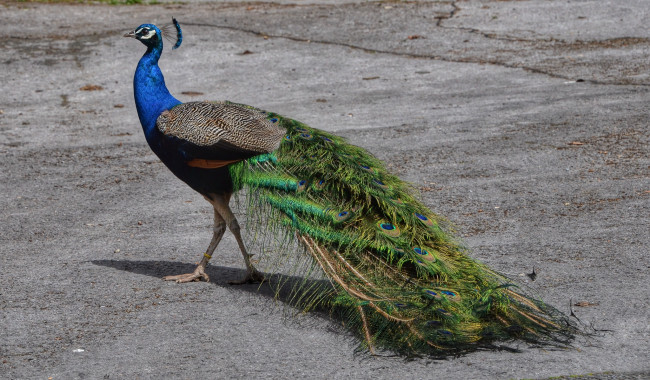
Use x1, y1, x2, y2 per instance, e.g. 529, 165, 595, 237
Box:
124, 19, 578, 355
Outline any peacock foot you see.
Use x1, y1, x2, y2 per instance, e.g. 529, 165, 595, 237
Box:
163, 266, 209, 283
228, 269, 265, 285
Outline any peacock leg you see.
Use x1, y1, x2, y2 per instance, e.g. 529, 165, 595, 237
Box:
209, 193, 265, 285
163, 207, 226, 283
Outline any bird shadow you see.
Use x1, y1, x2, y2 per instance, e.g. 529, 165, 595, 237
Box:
89, 259, 363, 352
90, 259, 335, 314
89, 259, 558, 359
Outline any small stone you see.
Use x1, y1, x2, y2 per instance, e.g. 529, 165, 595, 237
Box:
80, 84, 103, 91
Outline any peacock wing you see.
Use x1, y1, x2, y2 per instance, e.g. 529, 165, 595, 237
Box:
156, 101, 286, 158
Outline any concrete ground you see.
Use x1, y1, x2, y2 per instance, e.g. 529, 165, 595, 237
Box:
1, 0, 648, 379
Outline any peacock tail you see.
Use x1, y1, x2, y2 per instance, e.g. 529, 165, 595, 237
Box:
228, 104, 576, 355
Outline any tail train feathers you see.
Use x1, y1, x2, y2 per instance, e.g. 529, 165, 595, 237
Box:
229, 109, 578, 355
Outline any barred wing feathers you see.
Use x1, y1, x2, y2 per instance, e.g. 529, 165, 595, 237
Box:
157, 101, 285, 156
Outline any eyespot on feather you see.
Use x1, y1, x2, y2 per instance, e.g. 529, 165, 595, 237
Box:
439, 289, 461, 302
312, 179, 326, 191
414, 212, 435, 227
377, 221, 401, 237
359, 164, 377, 174
413, 247, 436, 262
424, 288, 460, 302
331, 210, 354, 223
424, 289, 442, 299
296, 180, 308, 192
373, 179, 389, 189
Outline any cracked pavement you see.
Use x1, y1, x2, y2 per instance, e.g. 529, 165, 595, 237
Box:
1, 0, 649, 379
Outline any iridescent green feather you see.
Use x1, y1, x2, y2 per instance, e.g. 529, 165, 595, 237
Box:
229, 110, 577, 355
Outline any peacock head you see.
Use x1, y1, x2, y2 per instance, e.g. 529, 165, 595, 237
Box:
124, 18, 182, 50
124, 24, 162, 48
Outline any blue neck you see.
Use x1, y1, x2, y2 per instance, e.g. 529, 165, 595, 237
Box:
133, 45, 181, 135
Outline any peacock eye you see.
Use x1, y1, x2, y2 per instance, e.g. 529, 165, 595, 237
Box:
137, 28, 157, 40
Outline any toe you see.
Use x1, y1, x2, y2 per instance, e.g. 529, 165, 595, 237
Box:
162, 269, 209, 283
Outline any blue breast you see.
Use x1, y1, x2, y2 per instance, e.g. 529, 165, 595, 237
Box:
133, 44, 233, 195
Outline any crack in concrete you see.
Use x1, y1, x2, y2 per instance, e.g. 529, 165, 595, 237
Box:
435, 1, 459, 27
435, 1, 558, 43
184, 21, 647, 87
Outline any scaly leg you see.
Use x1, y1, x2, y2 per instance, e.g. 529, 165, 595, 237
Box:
163, 207, 226, 283
209, 193, 265, 285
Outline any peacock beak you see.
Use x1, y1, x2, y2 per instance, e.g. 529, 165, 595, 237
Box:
124, 30, 136, 38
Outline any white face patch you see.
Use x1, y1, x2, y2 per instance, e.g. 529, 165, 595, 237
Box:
138, 28, 157, 40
